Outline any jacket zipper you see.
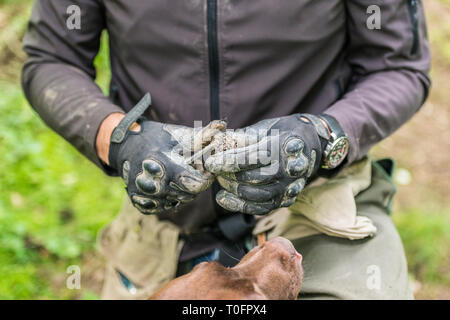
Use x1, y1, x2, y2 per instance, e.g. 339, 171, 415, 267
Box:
207, 0, 220, 121
408, 0, 420, 55
206, 0, 225, 215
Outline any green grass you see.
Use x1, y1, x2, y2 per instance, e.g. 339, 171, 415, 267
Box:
0, 22, 123, 297
394, 207, 450, 285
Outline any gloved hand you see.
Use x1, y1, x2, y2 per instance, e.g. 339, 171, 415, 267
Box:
109, 94, 226, 214
204, 114, 330, 215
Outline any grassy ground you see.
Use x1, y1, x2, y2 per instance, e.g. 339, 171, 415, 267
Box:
372, 0, 450, 298
0, 0, 448, 299
0, 0, 121, 299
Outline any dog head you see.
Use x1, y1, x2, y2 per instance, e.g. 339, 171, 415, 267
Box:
149, 236, 303, 300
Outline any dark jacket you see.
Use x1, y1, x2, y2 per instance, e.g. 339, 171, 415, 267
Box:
22, 0, 430, 232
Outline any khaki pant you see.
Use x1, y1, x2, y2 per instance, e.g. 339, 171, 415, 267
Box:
98, 158, 413, 300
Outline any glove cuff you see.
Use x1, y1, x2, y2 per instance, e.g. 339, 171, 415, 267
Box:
109, 93, 152, 171
297, 114, 330, 152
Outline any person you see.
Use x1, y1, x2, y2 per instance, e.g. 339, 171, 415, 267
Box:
22, 0, 430, 299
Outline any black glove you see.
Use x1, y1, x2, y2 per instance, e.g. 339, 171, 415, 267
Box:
204, 114, 330, 215
109, 94, 225, 214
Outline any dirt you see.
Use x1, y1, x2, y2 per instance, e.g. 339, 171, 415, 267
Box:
415, 283, 450, 300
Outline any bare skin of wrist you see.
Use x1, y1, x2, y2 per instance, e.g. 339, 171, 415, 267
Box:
96, 113, 141, 165
319, 118, 331, 137
300, 116, 331, 138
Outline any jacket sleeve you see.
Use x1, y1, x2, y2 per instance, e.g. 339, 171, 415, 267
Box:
324, 0, 431, 164
21, 0, 124, 171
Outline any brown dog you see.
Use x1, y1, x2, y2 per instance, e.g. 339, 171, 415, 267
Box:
149, 237, 303, 300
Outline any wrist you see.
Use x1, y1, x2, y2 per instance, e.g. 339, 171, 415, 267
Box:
96, 113, 126, 165
317, 114, 349, 171
96, 113, 142, 165
319, 118, 331, 139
